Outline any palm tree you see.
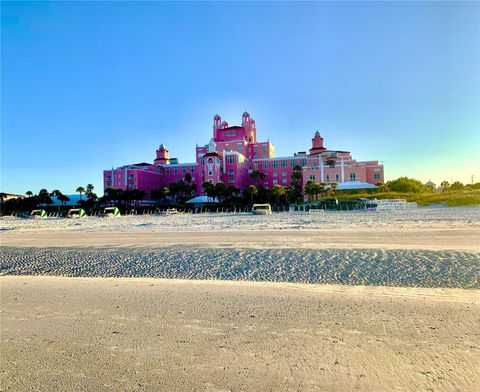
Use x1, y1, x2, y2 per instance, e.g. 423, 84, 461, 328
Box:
38, 189, 53, 206
76, 186, 86, 200
271, 184, 286, 208
203, 181, 215, 202
50, 189, 62, 197
214, 182, 226, 202
440, 181, 450, 190
250, 170, 266, 186
26, 191, 33, 198
57, 194, 70, 207
330, 182, 339, 196
245, 185, 258, 206
86, 184, 94, 197
304, 180, 316, 201
290, 165, 303, 203
319, 182, 327, 198
160, 186, 170, 200
375, 182, 386, 192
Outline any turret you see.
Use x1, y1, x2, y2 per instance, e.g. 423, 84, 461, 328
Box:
213, 114, 222, 130
154, 143, 170, 164
309, 131, 327, 155
242, 111, 250, 126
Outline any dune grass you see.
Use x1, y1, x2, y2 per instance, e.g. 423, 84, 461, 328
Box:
334, 190, 480, 207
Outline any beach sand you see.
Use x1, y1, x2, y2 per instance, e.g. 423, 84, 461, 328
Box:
2, 276, 479, 392
1, 208, 480, 390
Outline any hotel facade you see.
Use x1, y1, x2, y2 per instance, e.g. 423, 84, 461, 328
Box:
103, 112, 384, 200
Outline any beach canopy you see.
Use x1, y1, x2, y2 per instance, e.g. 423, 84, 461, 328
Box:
67, 208, 87, 218
185, 195, 219, 204
326, 181, 377, 190
30, 209, 47, 218
104, 207, 120, 216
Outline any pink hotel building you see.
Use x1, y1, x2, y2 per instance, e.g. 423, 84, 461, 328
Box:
103, 112, 384, 201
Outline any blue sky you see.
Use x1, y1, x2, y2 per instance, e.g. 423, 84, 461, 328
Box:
2, 1, 479, 195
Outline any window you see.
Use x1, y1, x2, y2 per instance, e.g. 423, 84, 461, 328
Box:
282, 172, 287, 177
182, 167, 186, 174
165, 168, 170, 175
281, 161, 287, 168
272, 161, 278, 168
174, 168, 178, 174
263, 162, 269, 170
228, 169, 234, 175
190, 167, 195, 173
350, 173, 356, 181
273, 172, 278, 177
310, 175, 316, 181
374, 173, 381, 180
335, 174, 339, 181
301, 159, 307, 167
273, 179, 278, 185
290, 160, 296, 168
228, 176, 234, 184
254, 155, 258, 159
254, 147, 258, 152
326, 174, 330, 182
262, 147, 267, 152
282, 179, 287, 184
227, 156, 235, 164
237, 145, 243, 151
208, 171, 213, 176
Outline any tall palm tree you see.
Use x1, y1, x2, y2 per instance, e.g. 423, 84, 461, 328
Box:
76, 186, 86, 200
86, 184, 94, 197
26, 191, 33, 198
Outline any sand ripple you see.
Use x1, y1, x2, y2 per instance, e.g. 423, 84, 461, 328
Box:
1, 247, 478, 288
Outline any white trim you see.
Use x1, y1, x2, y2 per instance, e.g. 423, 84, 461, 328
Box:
158, 163, 198, 167
252, 156, 299, 161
